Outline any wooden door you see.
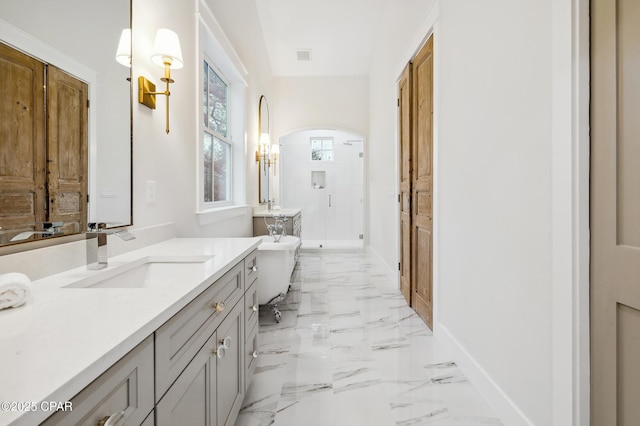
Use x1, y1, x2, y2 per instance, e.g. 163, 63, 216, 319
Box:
398, 63, 412, 305
411, 36, 434, 328
0, 42, 46, 244
591, 0, 640, 424
46, 65, 88, 235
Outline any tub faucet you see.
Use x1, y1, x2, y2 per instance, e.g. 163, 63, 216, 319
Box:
266, 215, 288, 242
86, 222, 136, 270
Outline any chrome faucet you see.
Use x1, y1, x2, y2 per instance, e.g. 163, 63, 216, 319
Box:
10, 222, 64, 242
265, 215, 288, 242
86, 223, 136, 270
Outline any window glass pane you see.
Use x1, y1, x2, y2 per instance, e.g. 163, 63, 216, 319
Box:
205, 63, 228, 138
310, 137, 333, 161
203, 62, 208, 127
213, 138, 231, 202
204, 132, 213, 202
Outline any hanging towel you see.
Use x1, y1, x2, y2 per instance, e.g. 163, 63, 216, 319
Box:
0, 273, 32, 310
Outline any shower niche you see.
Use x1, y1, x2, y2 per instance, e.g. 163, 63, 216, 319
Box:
311, 171, 326, 189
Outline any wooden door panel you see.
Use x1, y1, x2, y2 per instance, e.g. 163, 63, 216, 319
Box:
46, 65, 88, 235
399, 63, 412, 305
591, 0, 640, 423
0, 42, 46, 243
411, 36, 434, 328
413, 226, 432, 321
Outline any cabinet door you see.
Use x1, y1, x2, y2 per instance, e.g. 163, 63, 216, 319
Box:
156, 332, 217, 426
216, 301, 244, 426
244, 327, 259, 393
42, 336, 154, 426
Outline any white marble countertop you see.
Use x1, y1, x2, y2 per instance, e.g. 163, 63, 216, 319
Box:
0, 237, 261, 426
253, 208, 301, 217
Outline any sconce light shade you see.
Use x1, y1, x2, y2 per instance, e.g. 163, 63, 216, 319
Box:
151, 29, 183, 69
270, 144, 279, 156
115, 29, 131, 67
259, 133, 271, 148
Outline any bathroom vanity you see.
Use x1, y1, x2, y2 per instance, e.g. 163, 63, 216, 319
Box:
0, 237, 261, 426
252, 208, 301, 239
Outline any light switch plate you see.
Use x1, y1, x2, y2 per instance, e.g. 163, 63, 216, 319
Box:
145, 180, 156, 203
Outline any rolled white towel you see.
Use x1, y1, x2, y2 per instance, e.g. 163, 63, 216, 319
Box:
0, 273, 31, 310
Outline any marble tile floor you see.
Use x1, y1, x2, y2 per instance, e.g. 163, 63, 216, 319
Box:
235, 251, 502, 426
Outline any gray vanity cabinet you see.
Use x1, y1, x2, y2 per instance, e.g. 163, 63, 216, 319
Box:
41, 248, 259, 426
41, 336, 154, 426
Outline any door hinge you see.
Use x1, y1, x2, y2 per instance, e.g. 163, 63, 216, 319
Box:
87, 99, 90, 108
398, 194, 401, 203
397, 98, 400, 107
87, 194, 90, 203
398, 262, 401, 271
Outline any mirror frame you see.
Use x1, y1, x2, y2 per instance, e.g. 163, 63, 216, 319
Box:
258, 95, 270, 204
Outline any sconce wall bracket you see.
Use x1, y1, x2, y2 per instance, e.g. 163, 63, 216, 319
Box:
138, 76, 157, 109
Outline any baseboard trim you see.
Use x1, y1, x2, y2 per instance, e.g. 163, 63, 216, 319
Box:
366, 245, 399, 287
434, 323, 534, 426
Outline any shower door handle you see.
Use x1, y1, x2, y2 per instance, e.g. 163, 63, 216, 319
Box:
329, 194, 331, 207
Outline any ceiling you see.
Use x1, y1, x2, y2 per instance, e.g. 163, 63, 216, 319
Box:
254, 0, 388, 77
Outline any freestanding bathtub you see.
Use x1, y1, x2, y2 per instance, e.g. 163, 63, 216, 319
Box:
258, 235, 300, 322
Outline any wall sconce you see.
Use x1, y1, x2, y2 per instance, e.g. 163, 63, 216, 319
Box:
138, 29, 183, 134
270, 143, 279, 176
255, 134, 279, 176
256, 133, 271, 173
115, 29, 131, 67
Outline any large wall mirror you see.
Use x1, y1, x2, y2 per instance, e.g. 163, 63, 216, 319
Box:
258, 95, 271, 204
258, 95, 270, 204
0, 0, 132, 248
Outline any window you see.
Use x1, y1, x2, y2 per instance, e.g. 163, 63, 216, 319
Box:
311, 137, 334, 161
203, 60, 231, 204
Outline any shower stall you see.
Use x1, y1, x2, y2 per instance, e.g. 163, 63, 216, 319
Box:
279, 129, 365, 249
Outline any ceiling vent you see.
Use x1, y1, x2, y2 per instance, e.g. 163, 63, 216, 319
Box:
296, 49, 312, 61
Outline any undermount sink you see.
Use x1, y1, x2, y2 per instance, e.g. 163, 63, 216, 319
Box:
63, 256, 215, 289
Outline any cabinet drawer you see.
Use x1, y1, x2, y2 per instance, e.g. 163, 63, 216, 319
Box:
42, 336, 154, 426
245, 249, 259, 284
155, 261, 244, 401
244, 279, 259, 338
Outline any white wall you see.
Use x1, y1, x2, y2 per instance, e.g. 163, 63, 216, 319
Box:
436, 1, 553, 425
367, 0, 436, 275
368, 0, 587, 425
131, 0, 273, 237
272, 76, 369, 139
